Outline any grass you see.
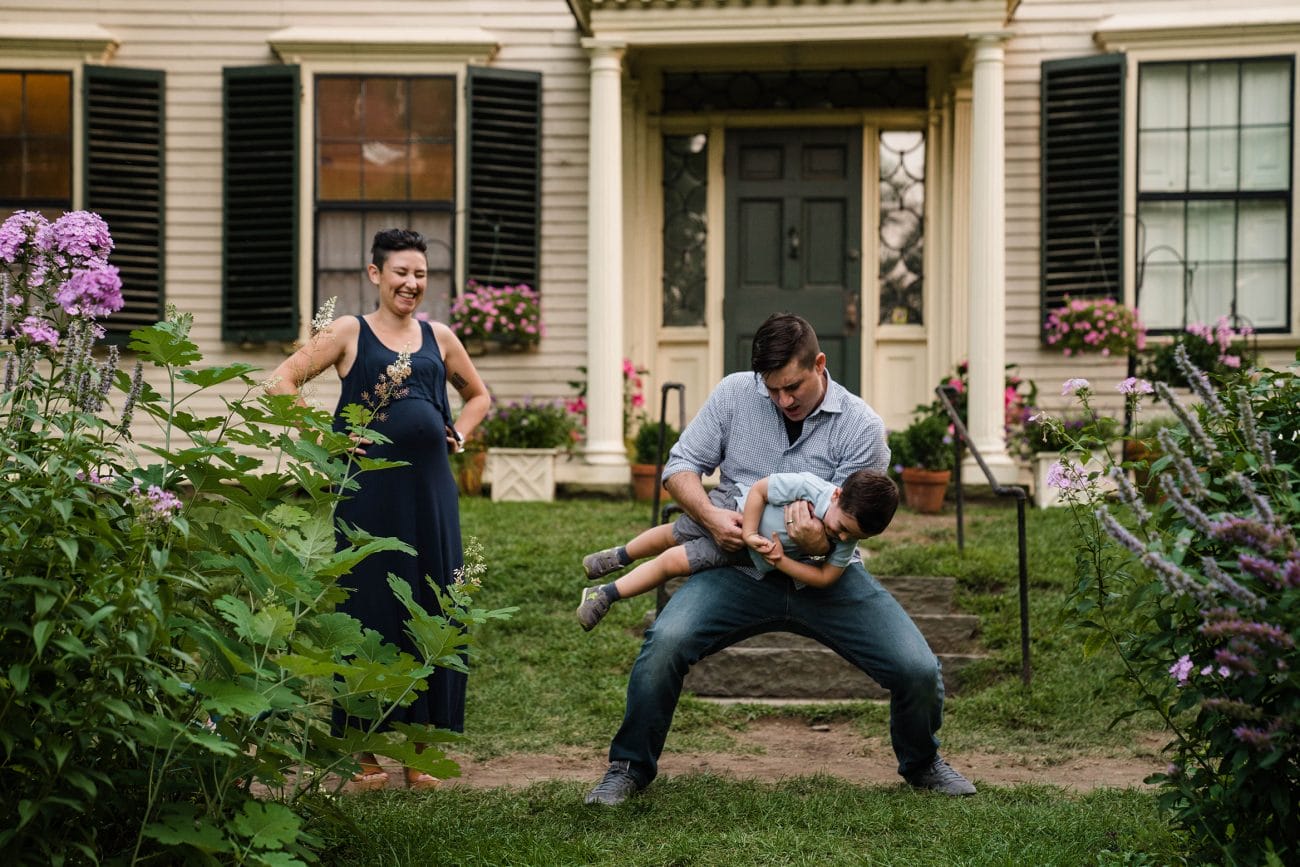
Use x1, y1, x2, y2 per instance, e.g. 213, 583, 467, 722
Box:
317, 496, 1180, 864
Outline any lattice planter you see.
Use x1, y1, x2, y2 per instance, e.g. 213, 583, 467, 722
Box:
487, 447, 559, 502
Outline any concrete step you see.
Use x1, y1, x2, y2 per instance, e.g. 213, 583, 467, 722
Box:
731, 614, 978, 655
685, 646, 985, 701
872, 575, 958, 615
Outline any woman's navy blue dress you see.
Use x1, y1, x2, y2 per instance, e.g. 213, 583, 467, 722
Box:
332, 315, 466, 733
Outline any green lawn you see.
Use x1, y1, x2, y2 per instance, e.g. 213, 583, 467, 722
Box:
319, 496, 1181, 865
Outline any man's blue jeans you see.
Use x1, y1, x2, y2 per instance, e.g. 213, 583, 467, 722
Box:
608, 563, 944, 787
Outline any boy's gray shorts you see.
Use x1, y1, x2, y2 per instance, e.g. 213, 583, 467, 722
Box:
669, 487, 749, 573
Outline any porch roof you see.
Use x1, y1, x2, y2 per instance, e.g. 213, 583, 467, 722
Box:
566, 0, 1018, 43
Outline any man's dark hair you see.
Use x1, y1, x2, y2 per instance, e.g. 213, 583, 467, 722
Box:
750, 312, 820, 375
371, 228, 427, 268
837, 469, 899, 538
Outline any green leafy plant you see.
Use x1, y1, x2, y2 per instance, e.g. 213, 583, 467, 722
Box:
0, 210, 514, 863
1019, 411, 1120, 455
888, 411, 955, 473
632, 420, 679, 466
1051, 351, 1298, 863
478, 396, 577, 450
448, 280, 542, 350
1138, 317, 1256, 388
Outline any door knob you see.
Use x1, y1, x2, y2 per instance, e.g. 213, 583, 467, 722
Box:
787, 227, 800, 259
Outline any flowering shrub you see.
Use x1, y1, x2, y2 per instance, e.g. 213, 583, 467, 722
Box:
566, 357, 649, 452
931, 360, 1038, 458
1044, 296, 1146, 357
479, 396, 578, 449
449, 280, 542, 349
1049, 348, 1299, 863
0, 211, 513, 862
887, 411, 955, 473
1139, 316, 1256, 388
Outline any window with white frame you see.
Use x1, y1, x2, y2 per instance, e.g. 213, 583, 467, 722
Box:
1136, 57, 1293, 333
314, 74, 456, 321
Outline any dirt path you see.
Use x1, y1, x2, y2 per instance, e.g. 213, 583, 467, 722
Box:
431, 718, 1163, 793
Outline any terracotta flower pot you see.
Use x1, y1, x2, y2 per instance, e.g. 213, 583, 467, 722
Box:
899, 467, 951, 514
630, 463, 669, 502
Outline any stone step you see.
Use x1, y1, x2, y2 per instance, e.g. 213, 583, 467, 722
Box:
871, 575, 958, 615
685, 646, 985, 701
731, 613, 979, 655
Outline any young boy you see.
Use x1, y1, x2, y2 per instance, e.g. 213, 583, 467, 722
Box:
577, 469, 898, 630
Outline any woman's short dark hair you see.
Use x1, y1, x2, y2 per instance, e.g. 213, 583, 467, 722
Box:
838, 470, 899, 538
750, 312, 820, 375
371, 228, 427, 268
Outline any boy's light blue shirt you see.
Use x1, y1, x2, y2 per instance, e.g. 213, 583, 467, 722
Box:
736, 472, 858, 574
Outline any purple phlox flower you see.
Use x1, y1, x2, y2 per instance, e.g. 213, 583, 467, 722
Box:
1156, 427, 1207, 499
1045, 459, 1086, 491
1061, 377, 1090, 396
76, 468, 108, 485
130, 482, 182, 525
1168, 654, 1194, 685
1210, 516, 1286, 557
1232, 719, 1282, 751
1117, 376, 1154, 396
44, 211, 114, 265
54, 264, 124, 318
1199, 664, 1231, 678
1158, 474, 1215, 535
1155, 381, 1221, 462
1108, 465, 1150, 524
17, 315, 59, 349
1199, 556, 1262, 609
0, 210, 48, 263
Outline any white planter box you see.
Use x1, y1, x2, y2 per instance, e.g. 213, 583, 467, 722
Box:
487, 447, 558, 502
1032, 448, 1119, 509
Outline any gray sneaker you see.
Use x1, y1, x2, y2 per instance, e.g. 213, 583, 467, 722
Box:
904, 757, 977, 796
584, 760, 641, 805
583, 547, 624, 580
577, 586, 614, 631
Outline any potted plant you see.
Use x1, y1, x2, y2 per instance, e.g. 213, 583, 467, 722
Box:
1043, 295, 1146, 358
1137, 317, 1256, 387
888, 411, 955, 514
629, 420, 680, 501
449, 280, 543, 354
1019, 410, 1121, 508
479, 397, 577, 501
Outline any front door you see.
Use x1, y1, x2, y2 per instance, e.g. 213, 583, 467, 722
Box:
724, 127, 862, 391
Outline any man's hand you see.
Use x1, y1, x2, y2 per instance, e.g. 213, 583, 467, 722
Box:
703, 506, 746, 551
784, 499, 830, 555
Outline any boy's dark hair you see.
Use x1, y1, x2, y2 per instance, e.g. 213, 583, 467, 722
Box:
750, 312, 820, 375
837, 469, 899, 538
371, 228, 427, 268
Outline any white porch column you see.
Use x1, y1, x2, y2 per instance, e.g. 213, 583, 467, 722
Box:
581, 39, 629, 478
964, 32, 1017, 484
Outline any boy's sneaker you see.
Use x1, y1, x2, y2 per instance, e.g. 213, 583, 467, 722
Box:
584, 760, 641, 805
904, 757, 977, 796
582, 547, 624, 580
577, 586, 613, 631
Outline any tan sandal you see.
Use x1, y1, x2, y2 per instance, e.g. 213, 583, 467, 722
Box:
404, 769, 441, 790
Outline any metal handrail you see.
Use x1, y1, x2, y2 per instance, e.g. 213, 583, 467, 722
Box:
653, 382, 686, 612
933, 384, 1032, 686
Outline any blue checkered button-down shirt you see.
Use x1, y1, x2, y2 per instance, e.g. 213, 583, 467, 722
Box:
662, 369, 890, 509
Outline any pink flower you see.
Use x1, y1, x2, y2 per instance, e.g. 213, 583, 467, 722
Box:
1169, 654, 1193, 685
54, 264, 124, 318
1117, 377, 1154, 395
1061, 377, 1090, 396
17, 315, 59, 348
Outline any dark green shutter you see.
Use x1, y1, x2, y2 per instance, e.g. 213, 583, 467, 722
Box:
1040, 54, 1125, 336
222, 65, 299, 342
84, 66, 165, 336
466, 67, 541, 291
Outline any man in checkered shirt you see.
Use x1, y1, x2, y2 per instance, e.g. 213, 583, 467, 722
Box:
585, 313, 976, 805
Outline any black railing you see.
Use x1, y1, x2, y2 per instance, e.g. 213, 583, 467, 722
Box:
934, 384, 1033, 685
653, 382, 686, 612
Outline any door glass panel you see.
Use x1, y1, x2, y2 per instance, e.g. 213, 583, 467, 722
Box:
878, 130, 924, 325
661, 132, 708, 327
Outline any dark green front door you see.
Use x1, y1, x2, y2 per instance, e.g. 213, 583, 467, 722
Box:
724, 127, 862, 391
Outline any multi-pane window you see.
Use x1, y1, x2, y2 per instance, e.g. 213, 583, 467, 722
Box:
0, 71, 72, 215
314, 75, 456, 320
1136, 58, 1293, 333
